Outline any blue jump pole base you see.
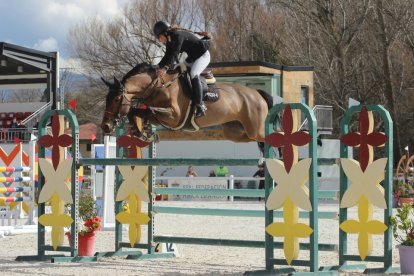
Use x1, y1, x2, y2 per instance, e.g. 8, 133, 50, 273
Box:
245, 268, 339, 275
94, 249, 145, 258
16, 254, 66, 262
16, 254, 97, 263
364, 267, 401, 274
245, 267, 296, 275
94, 249, 175, 260
126, 252, 175, 260
51, 256, 98, 263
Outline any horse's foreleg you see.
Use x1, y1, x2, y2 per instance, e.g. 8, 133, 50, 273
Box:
125, 107, 164, 143
127, 111, 144, 137
129, 115, 160, 143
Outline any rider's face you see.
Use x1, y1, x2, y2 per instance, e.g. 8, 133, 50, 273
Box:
159, 34, 167, 43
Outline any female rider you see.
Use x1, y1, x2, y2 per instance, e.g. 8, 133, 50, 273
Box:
153, 21, 211, 117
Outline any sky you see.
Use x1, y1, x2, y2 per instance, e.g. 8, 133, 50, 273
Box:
0, 0, 128, 70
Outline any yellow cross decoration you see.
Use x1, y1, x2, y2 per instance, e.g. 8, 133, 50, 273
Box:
116, 193, 150, 247
38, 193, 73, 250
266, 198, 313, 264
340, 196, 387, 260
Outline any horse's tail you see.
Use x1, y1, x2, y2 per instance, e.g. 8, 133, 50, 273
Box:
257, 89, 273, 110
256, 89, 274, 155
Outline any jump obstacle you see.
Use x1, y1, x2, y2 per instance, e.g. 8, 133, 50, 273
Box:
0, 150, 35, 229
0, 166, 31, 173
16, 105, 397, 274
0, 165, 35, 229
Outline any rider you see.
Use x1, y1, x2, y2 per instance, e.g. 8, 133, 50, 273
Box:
153, 20, 210, 117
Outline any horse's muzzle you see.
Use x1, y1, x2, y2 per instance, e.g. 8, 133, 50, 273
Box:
101, 123, 113, 134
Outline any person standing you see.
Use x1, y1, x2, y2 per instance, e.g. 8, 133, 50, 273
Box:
186, 165, 198, 177
253, 163, 265, 201
215, 166, 229, 177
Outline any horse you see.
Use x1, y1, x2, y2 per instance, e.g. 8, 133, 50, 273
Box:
101, 63, 273, 151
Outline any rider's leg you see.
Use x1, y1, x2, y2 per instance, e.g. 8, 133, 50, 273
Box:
190, 76, 206, 117
190, 51, 210, 117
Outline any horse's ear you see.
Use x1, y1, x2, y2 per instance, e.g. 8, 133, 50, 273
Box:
114, 77, 120, 85
101, 77, 111, 87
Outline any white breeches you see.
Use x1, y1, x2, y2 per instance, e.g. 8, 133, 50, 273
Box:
189, 51, 210, 79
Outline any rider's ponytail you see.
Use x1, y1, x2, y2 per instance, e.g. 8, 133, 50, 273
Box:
170, 26, 211, 40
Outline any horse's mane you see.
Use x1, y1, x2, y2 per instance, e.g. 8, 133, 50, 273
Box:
122, 63, 155, 83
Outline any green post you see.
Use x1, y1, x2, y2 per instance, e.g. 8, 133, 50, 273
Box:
18, 109, 81, 261
148, 133, 156, 254
339, 105, 393, 271
115, 121, 126, 251
37, 111, 47, 259
264, 103, 318, 272
264, 104, 277, 271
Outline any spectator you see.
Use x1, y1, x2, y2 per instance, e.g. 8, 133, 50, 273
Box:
253, 163, 265, 201
10, 117, 18, 129
33, 117, 39, 129
215, 166, 229, 177
208, 170, 216, 177
186, 166, 198, 177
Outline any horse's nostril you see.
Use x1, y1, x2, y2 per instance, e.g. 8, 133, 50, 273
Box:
102, 124, 111, 133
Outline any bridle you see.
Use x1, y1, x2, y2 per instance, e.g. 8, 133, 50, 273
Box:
103, 88, 133, 129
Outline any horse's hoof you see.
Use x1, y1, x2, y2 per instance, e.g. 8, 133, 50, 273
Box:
144, 134, 159, 143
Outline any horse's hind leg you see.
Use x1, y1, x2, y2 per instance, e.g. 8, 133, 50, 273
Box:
222, 122, 253, 142
239, 115, 267, 142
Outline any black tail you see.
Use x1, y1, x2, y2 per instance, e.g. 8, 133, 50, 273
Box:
256, 90, 273, 155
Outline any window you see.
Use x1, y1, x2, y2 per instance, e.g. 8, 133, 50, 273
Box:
301, 86, 309, 105
300, 86, 309, 123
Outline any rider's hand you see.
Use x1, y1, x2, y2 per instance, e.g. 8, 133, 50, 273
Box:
156, 67, 167, 77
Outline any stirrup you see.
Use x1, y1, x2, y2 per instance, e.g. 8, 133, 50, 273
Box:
195, 104, 207, 117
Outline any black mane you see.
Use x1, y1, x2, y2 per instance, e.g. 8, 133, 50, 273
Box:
122, 63, 155, 83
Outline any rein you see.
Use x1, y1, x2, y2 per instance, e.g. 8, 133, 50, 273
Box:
125, 71, 183, 101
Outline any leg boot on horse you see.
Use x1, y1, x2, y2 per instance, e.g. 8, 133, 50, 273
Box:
191, 76, 207, 117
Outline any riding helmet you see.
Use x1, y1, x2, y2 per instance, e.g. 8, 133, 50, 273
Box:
153, 21, 171, 37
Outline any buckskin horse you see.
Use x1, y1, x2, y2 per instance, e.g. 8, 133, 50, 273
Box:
101, 63, 273, 151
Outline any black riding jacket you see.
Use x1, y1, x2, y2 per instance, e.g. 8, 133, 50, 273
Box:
158, 30, 210, 69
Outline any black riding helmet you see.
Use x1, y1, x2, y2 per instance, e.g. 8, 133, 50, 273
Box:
153, 21, 171, 37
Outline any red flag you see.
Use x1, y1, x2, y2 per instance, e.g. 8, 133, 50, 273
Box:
14, 137, 22, 144
69, 98, 76, 113
91, 134, 96, 142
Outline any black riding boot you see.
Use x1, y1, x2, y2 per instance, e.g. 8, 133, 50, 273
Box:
191, 76, 207, 117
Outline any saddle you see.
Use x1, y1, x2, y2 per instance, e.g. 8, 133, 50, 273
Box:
199, 68, 219, 102
174, 63, 220, 102
169, 65, 220, 131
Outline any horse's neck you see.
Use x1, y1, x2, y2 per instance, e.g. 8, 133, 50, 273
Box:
147, 78, 190, 128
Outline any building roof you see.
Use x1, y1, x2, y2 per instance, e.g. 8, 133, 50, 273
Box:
210, 61, 314, 72
78, 123, 99, 140
0, 42, 58, 109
